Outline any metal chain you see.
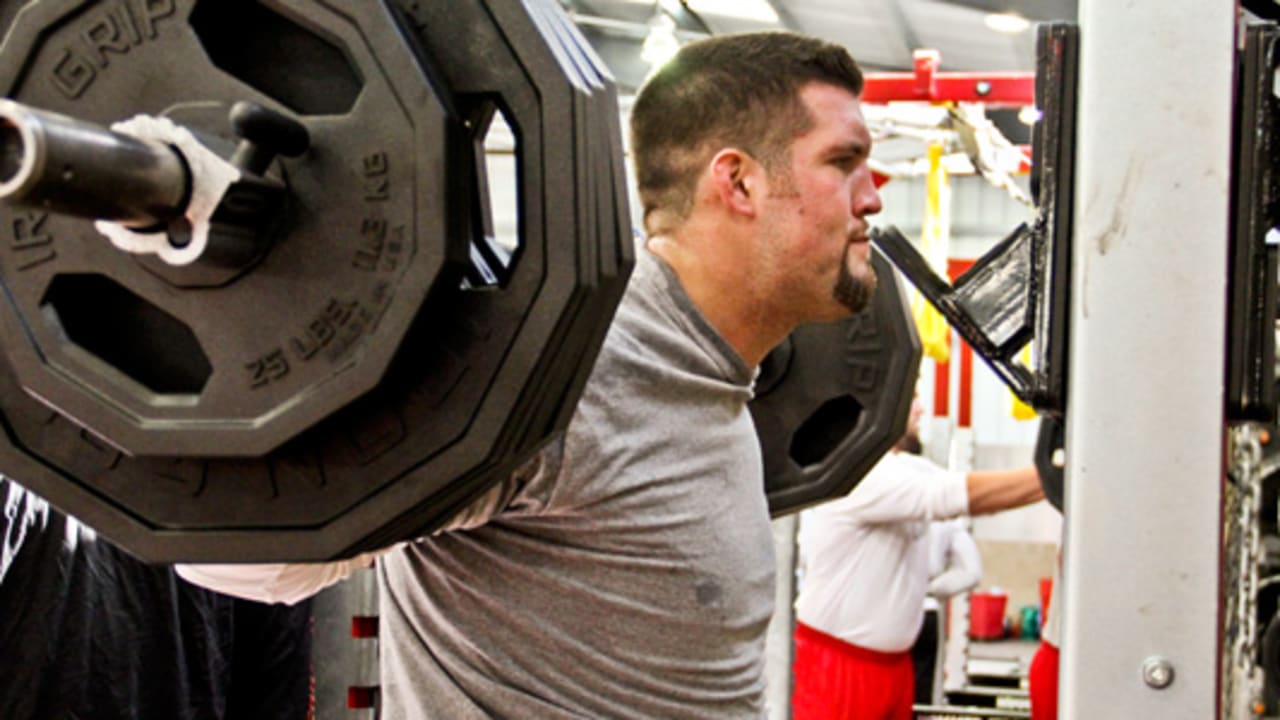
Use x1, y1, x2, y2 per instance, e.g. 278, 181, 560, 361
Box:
1225, 423, 1265, 719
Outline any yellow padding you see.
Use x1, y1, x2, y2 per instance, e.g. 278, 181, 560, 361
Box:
914, 141, 951, 363
1010, 344, 1036, 420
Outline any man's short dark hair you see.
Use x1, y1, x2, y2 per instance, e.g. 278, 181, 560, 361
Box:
629, 32, 864, 234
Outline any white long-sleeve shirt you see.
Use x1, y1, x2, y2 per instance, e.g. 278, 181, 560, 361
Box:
925, 518, 982, 605
796, 451, 969, 652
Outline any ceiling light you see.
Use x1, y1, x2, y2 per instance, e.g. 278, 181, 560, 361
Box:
984, 12, 1031, 34
685, 0, 780, 24
642, 14, 680, 68
1017, 105, 1042, 126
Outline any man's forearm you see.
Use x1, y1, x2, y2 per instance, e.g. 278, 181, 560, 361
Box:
175, 546, 397, 604
965, 466, 1044, 515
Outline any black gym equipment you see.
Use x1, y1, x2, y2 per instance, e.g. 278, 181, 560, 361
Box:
0, 0, 633, 562
872, 22, 1077, 417
1244, 0, 1280, 22
1225, 22, 1279, 422
0, 0, 922, 560
756, 248, 922, 517
1029, 22, 1280, 514
1263, 607, 1280, 714
0, 1, 464, 458
1033, 415, 1064, 512
873, 23, 1078, 520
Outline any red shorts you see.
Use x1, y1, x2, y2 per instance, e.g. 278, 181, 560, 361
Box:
1028, 642, 1060, 720
791, 621, 914, 720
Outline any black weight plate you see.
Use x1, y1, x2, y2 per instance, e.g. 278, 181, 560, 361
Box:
0, 0, 477, 560
0, 0, 25, 41
398, 0, 623, 483
756, 248, 922, 516
303, 0, 592, 556
0, 0, 626, 563
546, 55, 636, 434
497, 0, 602, 450
1034, 414, 1065, 512
0, 0, 462, 457
1225, 24, 1279, 421
514, 7, 635, 440
511, 1, 632, 442
327, 0, 633, 555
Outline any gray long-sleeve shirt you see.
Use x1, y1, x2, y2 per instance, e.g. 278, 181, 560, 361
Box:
378, 248, 775, 718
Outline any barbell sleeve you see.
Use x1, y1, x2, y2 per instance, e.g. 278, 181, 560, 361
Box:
0, 99, 190, 229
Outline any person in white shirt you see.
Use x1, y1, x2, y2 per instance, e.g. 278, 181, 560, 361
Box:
911, 517, 982, 704
792, 400, 1043, 720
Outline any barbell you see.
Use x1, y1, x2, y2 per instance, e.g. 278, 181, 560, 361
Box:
0, 0, 920, 561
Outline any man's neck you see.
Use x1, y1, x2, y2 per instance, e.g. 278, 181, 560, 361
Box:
646, 226, 793, 368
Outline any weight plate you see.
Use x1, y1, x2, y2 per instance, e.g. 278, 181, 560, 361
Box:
382, 0, 631, 518
0, 0, 631, 562
506, 1, 633, 444
755, 247, 922, 516
1034, 414, 1065, 512
0, 0, 461, 457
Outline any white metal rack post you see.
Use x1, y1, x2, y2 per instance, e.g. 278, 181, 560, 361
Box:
1060, 1, 1235, 718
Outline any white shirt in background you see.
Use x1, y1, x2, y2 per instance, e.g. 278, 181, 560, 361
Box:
796, 451, 969, 652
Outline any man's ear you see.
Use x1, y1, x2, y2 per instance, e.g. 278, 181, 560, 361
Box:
709, 148, 760, 217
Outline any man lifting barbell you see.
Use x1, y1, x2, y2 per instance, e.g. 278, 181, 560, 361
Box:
178, 30, 886, 718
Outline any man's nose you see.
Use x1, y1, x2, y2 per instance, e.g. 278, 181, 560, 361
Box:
853, 172, 883, 217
